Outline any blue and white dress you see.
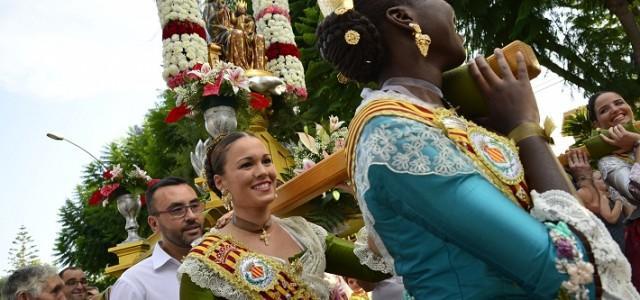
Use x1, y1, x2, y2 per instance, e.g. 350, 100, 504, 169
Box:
348, 87, 637, 300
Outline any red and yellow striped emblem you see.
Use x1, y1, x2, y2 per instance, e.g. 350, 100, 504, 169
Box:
187, 234, 316, 299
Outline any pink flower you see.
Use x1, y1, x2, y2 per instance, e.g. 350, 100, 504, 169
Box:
223, 67, 249, 94
302, 158, 316, 170
202, 72, 224, 97
334, 137, 346, 152
187, 63, 213, 80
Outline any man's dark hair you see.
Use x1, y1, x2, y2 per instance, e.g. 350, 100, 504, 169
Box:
145, 177, 190, 214
58, 266, 82, 278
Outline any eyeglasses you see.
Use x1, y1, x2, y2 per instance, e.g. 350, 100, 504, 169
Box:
154, 201, 205, 218
65, 279, 88, 286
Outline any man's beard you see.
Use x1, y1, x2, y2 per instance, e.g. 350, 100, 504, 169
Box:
160, 221, 202, 248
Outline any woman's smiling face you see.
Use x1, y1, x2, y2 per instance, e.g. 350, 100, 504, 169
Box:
594, 92, 633, 129
214, 136, 277, 209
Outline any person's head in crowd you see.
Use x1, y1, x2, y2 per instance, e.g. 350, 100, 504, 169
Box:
57, 267, 86, 300
2, 265, 66, 300
587, 91, 632, 129
205, 131, 278, 211
85, 286, 99, 299
145, 176, 205, 259
316, 0, 466, 85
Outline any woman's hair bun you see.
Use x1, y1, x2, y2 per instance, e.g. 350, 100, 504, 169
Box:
317, 9, 385, 83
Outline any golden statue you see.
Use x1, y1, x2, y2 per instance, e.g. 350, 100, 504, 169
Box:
204, 0, 267, 71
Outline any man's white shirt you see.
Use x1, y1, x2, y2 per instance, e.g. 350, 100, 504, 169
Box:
110, 242, 181, 299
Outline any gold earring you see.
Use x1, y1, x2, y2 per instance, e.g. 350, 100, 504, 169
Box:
409, 23, 431, 57
221, 189, 233, 211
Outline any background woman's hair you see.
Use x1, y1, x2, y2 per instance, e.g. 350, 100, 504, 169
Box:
205, 131, 255, 197
316, 0, 411, 83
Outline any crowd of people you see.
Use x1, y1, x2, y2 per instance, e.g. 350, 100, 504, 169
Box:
5, 0, 640, 299
2, 265, 98, 300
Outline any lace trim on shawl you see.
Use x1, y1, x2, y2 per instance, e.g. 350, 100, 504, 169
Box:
352, 90, 477, 276
179, 258, 250, 300
178, 217, 330, 300
529, 190, 640, 300
353, 226, 393, 274
278, 217, 330, 300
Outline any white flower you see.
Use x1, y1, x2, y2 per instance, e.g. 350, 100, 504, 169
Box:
329, 115, 345, 132
132, 164, 152, 181
223, 67, 250, 93
102, 199, 109, 207
110, 164, 123, 179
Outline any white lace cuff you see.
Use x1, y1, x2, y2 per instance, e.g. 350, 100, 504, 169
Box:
353, 226, 394, 274
529, 190, 640, 299
178, 257, 250, 300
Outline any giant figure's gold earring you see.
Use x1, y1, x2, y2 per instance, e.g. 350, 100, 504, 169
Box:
409, 23, 431, 57
221, 189, 233, 211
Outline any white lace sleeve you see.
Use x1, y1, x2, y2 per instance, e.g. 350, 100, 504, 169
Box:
529, 190, 640, 299
353, 226, 394, 274
178, 257, 250, 300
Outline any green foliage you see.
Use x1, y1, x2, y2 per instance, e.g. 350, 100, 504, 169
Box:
5, 225, 40, 274
55, 95, 209, 280
451, 0, 640, 100
561, 106, 594, 145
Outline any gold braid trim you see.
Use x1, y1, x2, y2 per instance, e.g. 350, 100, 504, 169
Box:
187, 233, 317, 300
346, 99, 531, 210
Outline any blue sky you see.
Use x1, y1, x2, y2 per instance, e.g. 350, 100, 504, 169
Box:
0, 0, 587, 275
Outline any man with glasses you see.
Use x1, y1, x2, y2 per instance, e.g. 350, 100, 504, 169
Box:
58, 267, 86, 300
110, 177, 205, 299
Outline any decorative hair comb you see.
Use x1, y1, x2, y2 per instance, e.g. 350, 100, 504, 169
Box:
317, 0, 354, 17
205, 133, 229, 156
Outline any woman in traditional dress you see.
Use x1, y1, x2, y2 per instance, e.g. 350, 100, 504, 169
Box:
586, 90, 640, 292
178, 132, 388, 299
316, 0, 637, 298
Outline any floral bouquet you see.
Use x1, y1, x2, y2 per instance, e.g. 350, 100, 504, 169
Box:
289, 115, 348, 200
88, 164, 155, 207
165, 62, 252, 123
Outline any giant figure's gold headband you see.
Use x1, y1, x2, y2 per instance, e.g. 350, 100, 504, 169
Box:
317, 0, 354, 17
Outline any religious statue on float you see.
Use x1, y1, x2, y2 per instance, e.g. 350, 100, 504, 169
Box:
204, 0, 266, 71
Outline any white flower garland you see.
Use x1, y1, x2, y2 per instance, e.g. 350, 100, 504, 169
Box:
253, 0, 307, 99
157, 0, 205, 28
161, 33, 208, 80
256, 15, 296, 44
156, 0, 208, 85
266, 56, 306, 88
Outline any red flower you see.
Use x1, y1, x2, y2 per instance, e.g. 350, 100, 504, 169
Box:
265, 43, 300, 60
139, 179, 160, 207
102, 170, 113, 180
100, 183, 120, 198
162, 20, 206, 40
202, 72, 224, 97
167, 73, 185, 88
250, 92, 271, 110
147, 178, 161, 188
88, 190, 104, 206
165, 104, 192, 123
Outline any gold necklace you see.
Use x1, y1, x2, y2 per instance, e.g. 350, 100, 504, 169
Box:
232, 214, 273, 246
